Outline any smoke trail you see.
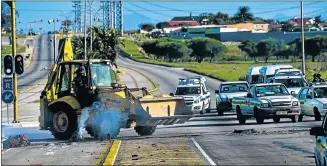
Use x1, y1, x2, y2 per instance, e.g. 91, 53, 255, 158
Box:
77, 101, 128, 139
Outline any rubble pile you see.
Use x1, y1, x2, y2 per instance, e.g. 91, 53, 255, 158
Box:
2, 134, 30, 149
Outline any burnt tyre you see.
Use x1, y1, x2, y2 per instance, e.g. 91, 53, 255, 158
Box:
86, 127, 98, 137
314, 108, 321, 121
236, 106, 246, 125
134, 126, 157, 136
50, 108, 77, 140
273, 117, 280, 123
291, 115, 299, 123
298, 115, 304, 122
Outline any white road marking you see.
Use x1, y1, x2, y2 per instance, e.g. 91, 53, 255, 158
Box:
191, 137, 217, 166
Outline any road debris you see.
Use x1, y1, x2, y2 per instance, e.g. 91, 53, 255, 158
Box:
2, 134, 31, 149
233, 129, 259, 134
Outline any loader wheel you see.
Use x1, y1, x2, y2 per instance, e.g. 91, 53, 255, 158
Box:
134, 126, 157, 136
314, 108, 321, 121
50, 108, 77, 140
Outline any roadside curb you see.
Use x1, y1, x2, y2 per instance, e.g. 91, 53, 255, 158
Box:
2, 121, 39, 128
183, 69, 227, 82
121, 66, 160, 96
18, 80, 47, 94
25, 46, 35, 69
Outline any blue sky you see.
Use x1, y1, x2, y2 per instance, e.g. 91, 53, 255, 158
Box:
12, 1, 327, 33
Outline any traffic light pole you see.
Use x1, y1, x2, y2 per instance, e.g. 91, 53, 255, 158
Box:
11, 1, 19, 123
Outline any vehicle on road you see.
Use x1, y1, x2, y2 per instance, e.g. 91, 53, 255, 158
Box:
259, 65, 293, 83
296, 82, 327, 122
246, 66, 263, 84
265, 76, 309, 95
310, 114, 327, 166
232, 83, 301, 124
173, 76, 211, 114
215, 81, 249, 116
39, 38, 194, 140
274, 68, 304, 77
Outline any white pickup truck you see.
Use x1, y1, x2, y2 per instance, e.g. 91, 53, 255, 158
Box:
232, 83, 301, 124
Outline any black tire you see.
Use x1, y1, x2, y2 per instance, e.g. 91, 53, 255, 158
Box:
291, 115, 299, 123
217, 106, 224, 116
254, 108, 264, 124
314, 108, 321, 121
50, 107, 77, 140
236, 107, 246, 125
134, 126, 157, 136
273, 117, 280, 123
86, 127, 98, 137
200, 103, 204, 114
314, 153, 319, 166
206, 101, 211, 113
298, 115, 304, 122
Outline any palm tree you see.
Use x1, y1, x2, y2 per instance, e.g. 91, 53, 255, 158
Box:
234, 6, 254, 23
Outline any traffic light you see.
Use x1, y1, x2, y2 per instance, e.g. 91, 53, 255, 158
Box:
14, 54, 24, 75
3, 55, 14, 76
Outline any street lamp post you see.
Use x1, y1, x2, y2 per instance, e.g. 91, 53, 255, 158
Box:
48, 19, 58, 64
88, 1, 93, 51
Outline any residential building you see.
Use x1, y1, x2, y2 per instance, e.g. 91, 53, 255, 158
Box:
288, 18, 315, 26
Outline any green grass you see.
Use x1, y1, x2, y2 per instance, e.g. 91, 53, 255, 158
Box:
120, 40, 327, 82
1, 45, 26, 55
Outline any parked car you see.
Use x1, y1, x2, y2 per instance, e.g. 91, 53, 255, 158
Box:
215, 81, 249, 116
232, 83, 301, 124
296, 82, 327, 122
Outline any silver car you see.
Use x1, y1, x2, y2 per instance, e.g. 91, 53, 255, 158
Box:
296, 83, 327, 122
215, 81, 249, 116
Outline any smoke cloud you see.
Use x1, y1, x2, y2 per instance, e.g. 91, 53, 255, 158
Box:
77, 101, 128, 139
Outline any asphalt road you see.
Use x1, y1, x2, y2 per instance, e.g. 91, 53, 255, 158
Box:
17, 34, 55, 91
116, 55, 319, 165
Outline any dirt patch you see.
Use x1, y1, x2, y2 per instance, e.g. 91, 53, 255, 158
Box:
115, 137, 206, 165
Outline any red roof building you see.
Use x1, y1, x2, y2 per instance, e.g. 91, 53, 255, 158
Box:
167, 20, 200, 27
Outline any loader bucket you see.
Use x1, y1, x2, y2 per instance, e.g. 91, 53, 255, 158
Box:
134, 96, 194, 127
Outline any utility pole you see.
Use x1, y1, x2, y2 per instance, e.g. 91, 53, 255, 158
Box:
48, 19, 58, 64
84, 0, 87, 60
10, 1, 19, 123
89, 1, 93, 51
301, 1, 305, 75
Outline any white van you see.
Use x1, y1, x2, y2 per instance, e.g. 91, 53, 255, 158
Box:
246, 66, 263, 84
259, 65, 293, 83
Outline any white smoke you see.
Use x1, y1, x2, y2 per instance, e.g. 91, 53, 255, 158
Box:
77, 101, 128, 139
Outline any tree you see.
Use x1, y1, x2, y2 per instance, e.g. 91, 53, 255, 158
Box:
234, 6, 254, 23
140, 23, 155, 33
314, 15, 322, 26
156, 22, 170, 29
281, 23, 293, 32
72, 27, 122, 62
188, 38, 225, 63
1, 2, 19, 33
238, 40, 257, 61
306, 36, 327, 62
256, 38, 278, 63
206, 38, 227, 63
162, 42, 191, 62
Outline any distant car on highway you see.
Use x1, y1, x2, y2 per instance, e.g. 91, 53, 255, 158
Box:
309, 114, 327, 166
232, 83, 301, 124
259, 65, 293, 83
296, 82, 327, 122
215, 81, 249, 116
172, 76, 211, 114
265, 75, 309, 95
246, 66, 263, 84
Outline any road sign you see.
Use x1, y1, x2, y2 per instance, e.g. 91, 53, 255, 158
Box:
3, 77, 13, 91
2, 91, 14, 104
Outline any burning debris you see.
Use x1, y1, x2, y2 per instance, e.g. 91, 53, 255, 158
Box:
2, 134, 30, 149
74, 101, 128, 141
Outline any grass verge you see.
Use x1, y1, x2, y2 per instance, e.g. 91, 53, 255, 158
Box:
120, 40, 327, 82
2, 45, 26, 55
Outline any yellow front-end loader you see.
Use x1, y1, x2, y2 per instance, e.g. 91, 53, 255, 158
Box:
39, 37, 194, 140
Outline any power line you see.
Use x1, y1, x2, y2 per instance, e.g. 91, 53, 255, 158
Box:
124, 6, 161, 23
142, 1, 201, 14
125, 2, 175, 18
